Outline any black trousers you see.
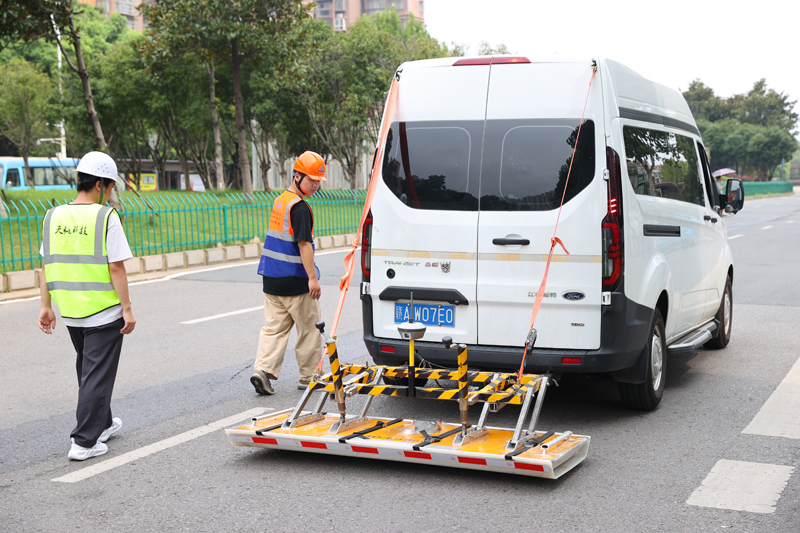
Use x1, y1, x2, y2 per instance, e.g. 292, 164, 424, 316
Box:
67, 318, 124, 448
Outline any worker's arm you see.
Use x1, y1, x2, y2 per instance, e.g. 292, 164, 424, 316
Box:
37, 259, 56, 334
298, 240, 320, 300
109, 260, 136, 334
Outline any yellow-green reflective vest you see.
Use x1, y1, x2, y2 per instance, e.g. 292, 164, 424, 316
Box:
42, 204, 120, 319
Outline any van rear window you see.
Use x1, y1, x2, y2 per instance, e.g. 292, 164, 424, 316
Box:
479, 120, 595, 211
382, 121, 481, 211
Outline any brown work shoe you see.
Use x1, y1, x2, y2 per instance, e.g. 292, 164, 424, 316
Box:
297, 378, 312, 390
251, 370, 275, 395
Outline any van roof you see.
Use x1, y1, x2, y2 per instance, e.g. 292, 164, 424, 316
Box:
397, 56, 697, 134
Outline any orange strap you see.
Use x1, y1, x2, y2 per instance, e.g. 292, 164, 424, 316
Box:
517, 66, 597, 381
318, 78, 400, 372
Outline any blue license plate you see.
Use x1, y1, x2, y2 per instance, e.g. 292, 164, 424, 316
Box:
394, 302, 455, 327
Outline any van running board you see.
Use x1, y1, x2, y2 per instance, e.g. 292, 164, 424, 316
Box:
667, 320, 719, 354
227, 327, 590, 480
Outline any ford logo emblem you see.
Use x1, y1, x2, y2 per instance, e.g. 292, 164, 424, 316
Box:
562, 291, 585, 301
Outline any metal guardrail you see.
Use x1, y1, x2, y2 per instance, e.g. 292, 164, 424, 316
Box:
0, 190, 367, 273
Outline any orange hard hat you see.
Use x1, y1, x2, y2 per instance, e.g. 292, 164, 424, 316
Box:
293, 151, 327, 181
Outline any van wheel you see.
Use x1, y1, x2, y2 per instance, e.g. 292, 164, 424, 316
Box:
705, 275, 732, 350
619, 309, 666, 411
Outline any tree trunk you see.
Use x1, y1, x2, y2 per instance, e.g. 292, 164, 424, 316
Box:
207, 61, 225, 191
180, 155, 191, 191
22, 152, 35, 190
260, 128, 271, 192
68, 16, 105, 151
230, 38, 253, 195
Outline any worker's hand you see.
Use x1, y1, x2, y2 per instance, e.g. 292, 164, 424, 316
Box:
308, 278, 321, 300
120, 306, 136, 334
38, 307, 56, 334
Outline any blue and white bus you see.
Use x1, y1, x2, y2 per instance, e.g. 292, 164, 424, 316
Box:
0, 157, 80, 190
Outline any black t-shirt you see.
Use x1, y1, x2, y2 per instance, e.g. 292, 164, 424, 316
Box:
262, 199, 315, 296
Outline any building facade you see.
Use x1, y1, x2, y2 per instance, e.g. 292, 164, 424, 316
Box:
77, 0, 153, 31
306, 0, 425, 32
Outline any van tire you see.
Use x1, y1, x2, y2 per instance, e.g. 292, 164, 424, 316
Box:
618, 309, 666, 411
705, 275, 732, 350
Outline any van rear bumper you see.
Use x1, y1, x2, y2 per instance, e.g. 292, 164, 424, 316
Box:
361, 281, 653, 376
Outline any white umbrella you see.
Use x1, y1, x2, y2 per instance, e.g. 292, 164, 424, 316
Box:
712, 168, 736, 178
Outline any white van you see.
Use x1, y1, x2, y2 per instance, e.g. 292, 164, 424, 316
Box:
359, 56, 744, 410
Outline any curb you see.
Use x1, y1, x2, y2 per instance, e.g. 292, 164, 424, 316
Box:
0, 233, 359, 303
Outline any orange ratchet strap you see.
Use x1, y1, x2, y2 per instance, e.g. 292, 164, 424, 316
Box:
517, 64, 597, 381
317, 78, 400, 372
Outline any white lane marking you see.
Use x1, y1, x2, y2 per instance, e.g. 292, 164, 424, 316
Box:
743, 356, 800, 439
686, 460, 794, 514
727, 235, 743, 240
52, 408, 271, 483
761, 225, 774, 230
1, 249, 352, 306
788, 220, 795, 224
182, 306, 264, 324
128, 260, 260, 287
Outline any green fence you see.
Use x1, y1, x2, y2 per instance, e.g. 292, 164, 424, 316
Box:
741, 181, 794, 196
1, 190, 366, 274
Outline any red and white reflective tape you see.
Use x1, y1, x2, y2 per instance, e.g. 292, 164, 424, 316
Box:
234, 435, 551, 473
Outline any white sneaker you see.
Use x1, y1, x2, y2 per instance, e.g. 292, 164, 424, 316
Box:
98, 417, 122, 443
68, 438, 108, 461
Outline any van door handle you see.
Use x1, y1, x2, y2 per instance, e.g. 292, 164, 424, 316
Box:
493, 238, 530, 246
704, 215, 718, 223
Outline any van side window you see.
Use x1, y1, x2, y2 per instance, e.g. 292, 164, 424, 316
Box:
623, 126, 705, 207
5, 168, 20, 187
480, 119, 595, 211
382, 121, 481, 211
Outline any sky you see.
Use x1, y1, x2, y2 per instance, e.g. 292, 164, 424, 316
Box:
424, 0, 800, 125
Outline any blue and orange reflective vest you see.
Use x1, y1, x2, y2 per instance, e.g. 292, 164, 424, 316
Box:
257, 191, 319, 279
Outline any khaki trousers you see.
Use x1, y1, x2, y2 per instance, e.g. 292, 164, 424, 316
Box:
255, 293, 321, 381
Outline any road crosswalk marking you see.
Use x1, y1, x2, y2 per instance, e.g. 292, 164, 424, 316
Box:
687, 460, 793, 513
742, 356, 800, 439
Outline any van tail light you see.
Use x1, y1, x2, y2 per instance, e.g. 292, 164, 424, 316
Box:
603, 147, 623, 291
361, 210, 373, 282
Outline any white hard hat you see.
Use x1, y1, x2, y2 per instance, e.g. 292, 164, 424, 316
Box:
76, 151, 122, 184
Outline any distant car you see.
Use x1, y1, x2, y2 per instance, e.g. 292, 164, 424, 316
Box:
360, 56, 744, 411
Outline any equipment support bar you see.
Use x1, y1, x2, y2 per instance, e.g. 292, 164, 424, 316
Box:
457, 344, 469, 433
328, 339, 346, 422
504, 431, 554, 460
337, 417, 404, 443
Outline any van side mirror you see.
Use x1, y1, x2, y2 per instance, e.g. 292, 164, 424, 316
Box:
721, 178, 744, 214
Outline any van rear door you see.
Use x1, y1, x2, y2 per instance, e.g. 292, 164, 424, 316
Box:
476, 62, 606, 350
369, 61, 489, 345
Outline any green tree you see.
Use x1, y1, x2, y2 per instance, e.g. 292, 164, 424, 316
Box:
734, 79, 798, 133
477, 41, 512, 55
0, 59, 53, 188
683, 80, 733, 123
141, 0, 307, 194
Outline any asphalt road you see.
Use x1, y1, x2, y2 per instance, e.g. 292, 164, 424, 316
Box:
1, 194, 799, 532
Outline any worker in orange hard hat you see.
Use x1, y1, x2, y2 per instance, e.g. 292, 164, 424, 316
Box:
251, 151, 326, 395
